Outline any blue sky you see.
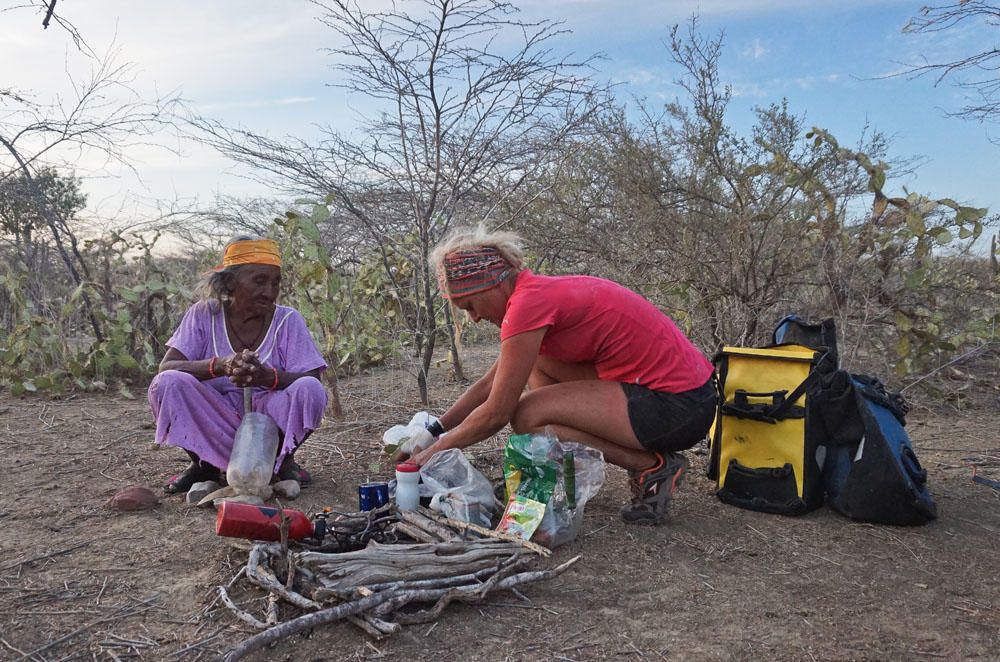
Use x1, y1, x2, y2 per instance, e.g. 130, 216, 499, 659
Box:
2, 0, 997, 223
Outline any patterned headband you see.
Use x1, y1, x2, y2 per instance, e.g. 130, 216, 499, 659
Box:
439, 247, 511, 299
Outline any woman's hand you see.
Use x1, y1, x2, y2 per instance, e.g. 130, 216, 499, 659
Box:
410, 443, 439, 467
227, 350, 267, 388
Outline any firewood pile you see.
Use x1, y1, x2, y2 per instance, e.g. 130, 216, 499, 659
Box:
216, 506, 580, 661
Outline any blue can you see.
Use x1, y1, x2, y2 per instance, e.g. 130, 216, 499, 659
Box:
359, 482, 390, 511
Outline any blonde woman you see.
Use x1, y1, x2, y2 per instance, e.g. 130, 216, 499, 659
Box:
403, 227, 716, 525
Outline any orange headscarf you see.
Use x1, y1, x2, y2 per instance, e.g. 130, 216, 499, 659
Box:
217, 239, 282, 270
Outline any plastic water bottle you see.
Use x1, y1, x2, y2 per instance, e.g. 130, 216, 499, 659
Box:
395, 462, 421, 511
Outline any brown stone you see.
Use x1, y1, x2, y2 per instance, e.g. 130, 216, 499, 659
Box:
107, 486, 160, 512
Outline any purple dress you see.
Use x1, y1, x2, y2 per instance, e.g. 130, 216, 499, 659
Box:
147, 301, 328, 472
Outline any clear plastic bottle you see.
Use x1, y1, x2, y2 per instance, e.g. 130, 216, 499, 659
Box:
226, 388, 280, 493
395, 462, 421, 511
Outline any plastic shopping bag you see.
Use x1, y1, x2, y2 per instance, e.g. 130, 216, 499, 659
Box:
419, 449, 498, 527
382, 411, 437, 457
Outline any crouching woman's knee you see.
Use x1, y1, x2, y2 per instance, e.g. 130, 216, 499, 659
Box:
148, 369, 200, 404
286, 376, 328, 418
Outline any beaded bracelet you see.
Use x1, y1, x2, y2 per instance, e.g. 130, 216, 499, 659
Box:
208, 356, 218, 378
270, 367, 279, 390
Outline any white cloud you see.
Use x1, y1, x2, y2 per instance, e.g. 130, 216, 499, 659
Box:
731, 82, 768, 98
194, 97, 318, 113
742, 38, 769, 61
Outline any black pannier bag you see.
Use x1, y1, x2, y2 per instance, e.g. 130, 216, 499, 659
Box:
772, 314, 839, 367
815, 371, 937, 525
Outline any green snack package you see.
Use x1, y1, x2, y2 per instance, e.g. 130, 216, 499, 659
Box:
503, 433, 559, 503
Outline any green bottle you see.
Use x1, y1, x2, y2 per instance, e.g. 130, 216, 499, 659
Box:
563, 451, 576, 510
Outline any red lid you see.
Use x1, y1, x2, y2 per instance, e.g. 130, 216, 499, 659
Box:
396, 462, 420, 473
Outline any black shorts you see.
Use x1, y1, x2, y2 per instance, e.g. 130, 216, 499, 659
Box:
622, 377, 717, 453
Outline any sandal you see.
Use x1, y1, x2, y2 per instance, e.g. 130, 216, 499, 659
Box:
276, 457, 312, 485
163, 462, 221, 494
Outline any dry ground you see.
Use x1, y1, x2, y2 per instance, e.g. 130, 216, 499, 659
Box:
1, 344, 999, 661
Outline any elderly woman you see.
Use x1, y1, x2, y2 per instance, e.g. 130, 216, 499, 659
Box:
405, 228, 716, 525
148, 237, 328, 494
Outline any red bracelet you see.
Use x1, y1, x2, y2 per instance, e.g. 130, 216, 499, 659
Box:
270, 367, 279, 390
208, 357, 218, 378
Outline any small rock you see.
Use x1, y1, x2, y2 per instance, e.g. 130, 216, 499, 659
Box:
271, 480, 301, 499
187, 480, 221, 507
108, 486, 159, 512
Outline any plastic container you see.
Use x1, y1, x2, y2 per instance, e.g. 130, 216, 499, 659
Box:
226, 388, 280, 493
395, 462, 421, 511
215, 501, 314, 541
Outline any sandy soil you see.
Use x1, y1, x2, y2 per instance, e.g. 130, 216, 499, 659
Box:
1, 344, 998, 661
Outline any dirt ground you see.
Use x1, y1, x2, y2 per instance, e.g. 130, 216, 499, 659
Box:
2, 343, 999, 662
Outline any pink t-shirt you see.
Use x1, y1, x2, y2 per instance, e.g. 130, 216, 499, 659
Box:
500, 270, 713, 393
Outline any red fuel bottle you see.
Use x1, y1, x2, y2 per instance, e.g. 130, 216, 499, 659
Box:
215, 502, 315, 541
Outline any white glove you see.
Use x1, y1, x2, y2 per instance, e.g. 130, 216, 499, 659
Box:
398, 428, 435, 457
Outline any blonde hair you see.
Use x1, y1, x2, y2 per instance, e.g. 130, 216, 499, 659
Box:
430, 225, 526, 275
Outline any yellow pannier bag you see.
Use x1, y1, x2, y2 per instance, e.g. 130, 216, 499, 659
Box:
707, 344, 830, 515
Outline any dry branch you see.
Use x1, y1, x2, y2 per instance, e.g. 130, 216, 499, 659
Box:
219, 555, 581, 662
417, 506, 552, 557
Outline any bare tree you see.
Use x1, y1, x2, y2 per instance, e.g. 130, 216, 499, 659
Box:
902, 1, 1000, 123
0, 40, 178, 341
191, 0, 608, 403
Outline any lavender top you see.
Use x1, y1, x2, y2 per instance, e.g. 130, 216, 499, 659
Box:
167, 301, 327, 393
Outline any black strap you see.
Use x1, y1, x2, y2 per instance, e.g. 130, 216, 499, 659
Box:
723, 350, 832, 423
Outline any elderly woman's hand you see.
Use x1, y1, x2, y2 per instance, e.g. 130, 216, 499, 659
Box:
227, 350, 265, 388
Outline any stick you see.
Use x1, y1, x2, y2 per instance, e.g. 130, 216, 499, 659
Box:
219, 590, 401, 661
380, 553, 559, 624
17, 601, 158, 660
222, 557, 581, 661
397, 510, 458, 542
312, 564, 504, 602
418, 507, 551, 557
0, 540, 92, 572
167, 630, 223, 659
390, 521, 439, 543
217, 587, 268, 630
246, 546, 320, 610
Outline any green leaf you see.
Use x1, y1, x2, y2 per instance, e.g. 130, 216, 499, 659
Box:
11, 382, 25, 396
895, 336, 911, 358
929, 227, 952, 244
868, 169, 885, 193
117, 353, 139, 370
955, 206, 988, 225
906, 213, 926, 236
310, 204, 330, 223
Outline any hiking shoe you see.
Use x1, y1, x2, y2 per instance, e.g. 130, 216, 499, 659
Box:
164, 461, 220, 494
620, 452, 689, 525
275, 456, 312, 485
